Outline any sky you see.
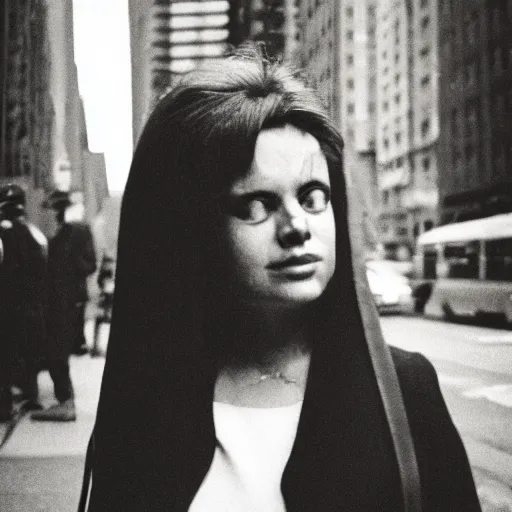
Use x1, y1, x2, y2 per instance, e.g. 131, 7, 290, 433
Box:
72, 0, 132, 193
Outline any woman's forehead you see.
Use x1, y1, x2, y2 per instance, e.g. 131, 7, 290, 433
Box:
231, 125, 329, 191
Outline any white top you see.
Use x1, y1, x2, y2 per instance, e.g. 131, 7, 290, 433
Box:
189, 401, 303, 512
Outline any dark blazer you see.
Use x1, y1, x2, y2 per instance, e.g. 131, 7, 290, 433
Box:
46, 221, 96, 359
390, 346, 481, 511
84, 345, 481, 512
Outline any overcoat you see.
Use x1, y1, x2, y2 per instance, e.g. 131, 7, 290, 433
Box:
45, 221, 96, 359
0, 218, 47, 361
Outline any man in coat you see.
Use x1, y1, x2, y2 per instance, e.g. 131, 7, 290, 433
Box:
32, 190, 97, 421
0, 184, 47, 421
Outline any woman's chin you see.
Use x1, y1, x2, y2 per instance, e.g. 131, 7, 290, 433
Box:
266, 281, 326, 306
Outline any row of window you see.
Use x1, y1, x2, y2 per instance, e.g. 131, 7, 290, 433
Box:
425, 238, 512, 282
380, 219, 433, 238
381, 155, 432, 174
441, 2, 509, 36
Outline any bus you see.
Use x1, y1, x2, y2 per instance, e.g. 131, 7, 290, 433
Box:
414, 213, 512, 323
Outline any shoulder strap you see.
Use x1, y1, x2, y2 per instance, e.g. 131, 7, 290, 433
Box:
77, 430, 95, 512
354, 259, 423, 512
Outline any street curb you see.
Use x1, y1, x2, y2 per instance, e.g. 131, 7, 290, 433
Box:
0, 401, 30, 448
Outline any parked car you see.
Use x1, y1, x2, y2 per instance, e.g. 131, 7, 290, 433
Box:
366, 260, 414, 314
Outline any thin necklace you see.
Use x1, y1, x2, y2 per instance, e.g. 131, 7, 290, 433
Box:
257, 370, 299, 385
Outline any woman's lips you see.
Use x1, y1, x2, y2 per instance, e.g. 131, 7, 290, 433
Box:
266, 254, 322, 272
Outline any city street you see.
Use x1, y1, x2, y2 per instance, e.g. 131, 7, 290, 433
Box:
382, 315, 512, 511
1, 317, 512, 511
0, 322, 108, 512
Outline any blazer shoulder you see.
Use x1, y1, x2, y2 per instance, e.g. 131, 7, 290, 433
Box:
388, 345, 440, 405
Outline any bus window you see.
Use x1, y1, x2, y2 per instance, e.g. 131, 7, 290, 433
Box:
486, 238, 512, 281
444, 242, 480, 279
423, 244, 437, 279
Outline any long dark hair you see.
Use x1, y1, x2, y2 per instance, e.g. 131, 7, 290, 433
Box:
88, 45, 414, 511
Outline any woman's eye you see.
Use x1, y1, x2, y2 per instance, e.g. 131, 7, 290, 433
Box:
242, 198, 270, 223
300, 188, 329, 213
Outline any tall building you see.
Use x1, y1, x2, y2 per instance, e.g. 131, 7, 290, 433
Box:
0, 0, 109, 234
375, 0, 440, 260
438, 0, 512, 223
0, 0, 54, 228
297, 0, 380, 257
129, 0, 244, 144
233, 0, 299, 62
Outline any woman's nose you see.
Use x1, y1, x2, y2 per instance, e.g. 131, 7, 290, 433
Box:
277, 210, 311, 249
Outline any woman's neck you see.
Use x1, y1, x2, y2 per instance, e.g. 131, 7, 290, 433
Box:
213, 304, 313, 407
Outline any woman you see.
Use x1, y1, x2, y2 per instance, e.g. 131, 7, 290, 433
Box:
81, 46, 481, 511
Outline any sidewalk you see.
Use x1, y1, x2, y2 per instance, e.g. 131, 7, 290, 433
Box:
0, 322, 107, 512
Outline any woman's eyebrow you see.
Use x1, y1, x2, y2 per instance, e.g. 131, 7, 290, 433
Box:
297, 179, 330, 194
226, 190, 277, 201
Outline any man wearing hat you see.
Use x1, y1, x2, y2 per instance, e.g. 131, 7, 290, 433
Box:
32, 190, 96, 421
0, 184, 47, 421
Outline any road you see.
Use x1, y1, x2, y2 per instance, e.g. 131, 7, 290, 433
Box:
381, 315, 512, 512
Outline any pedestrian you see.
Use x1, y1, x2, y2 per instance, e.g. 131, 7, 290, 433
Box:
32, 190, 97, 422
80, 45, 481, 511
0, 184, 47, 421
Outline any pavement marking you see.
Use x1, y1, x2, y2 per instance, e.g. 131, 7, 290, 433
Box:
463, 384, 512, 408
437, 373, 475, 390
476, 334, 512, 344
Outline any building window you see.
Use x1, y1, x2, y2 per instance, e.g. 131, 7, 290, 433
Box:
394, 93, 401, 105
395, 73, 400, 85
423, 156, 431, 171
452, 148, 461, 167
420, 0, 429, 7
383, 66, 389, 75
421, 119, 430, 137
346, 6, 354, 17
421, 16, 430, 30
382, 50, 388, 60
465, 102, 478, 137
383, 101, 389, 111
347, 103, 355, 115
383, 138, 390, 150
396, 156, 404, 167
465, 143, 475, 163
421, 74, 430, 87
394, 52, 400, 63
369, 102, 375, 113
383, 191, 389, 205
465, 61, 478, 85
451, 108, 459, 137
347, 54, 354, 66
420, 46, 430, 58
347, 30, 354, 41
395, 132, 402, 145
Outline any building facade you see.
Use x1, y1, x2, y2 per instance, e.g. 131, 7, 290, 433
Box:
0, 0, 54, 229
375, 0, 439, 260
297, 0, 380, 258
129, 0, 247, 144
0, 0, 109, 235
438, 0, 512, 223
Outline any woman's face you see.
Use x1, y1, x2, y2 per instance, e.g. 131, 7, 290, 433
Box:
221, 124, 336, 307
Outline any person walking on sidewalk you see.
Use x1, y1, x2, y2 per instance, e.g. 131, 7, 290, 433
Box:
32, 191, 96, 422
0, 184, 47, 421
81, 45, 480, 511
